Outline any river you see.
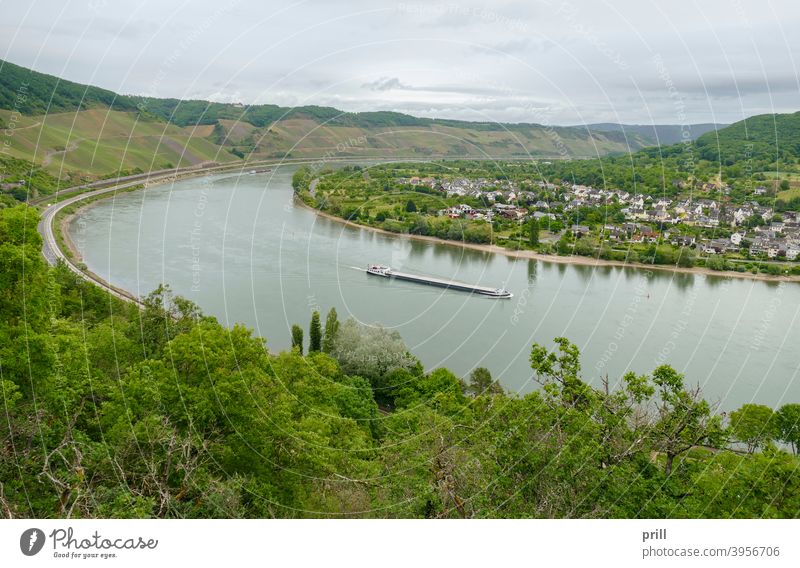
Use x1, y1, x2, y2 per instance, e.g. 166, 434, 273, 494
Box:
68, 166, 800, 410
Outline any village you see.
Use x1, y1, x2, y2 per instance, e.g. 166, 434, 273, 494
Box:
398, 175, 800, 263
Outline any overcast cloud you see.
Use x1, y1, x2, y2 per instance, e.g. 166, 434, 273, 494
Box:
1, 0, 798, 125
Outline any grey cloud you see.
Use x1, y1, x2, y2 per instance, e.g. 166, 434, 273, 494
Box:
0, 0, 798, 124
362, 77, 412, 91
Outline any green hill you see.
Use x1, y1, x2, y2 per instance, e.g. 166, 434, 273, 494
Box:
586, 122, 724, 146
0, 57, 676, 181
2, 57, 798, 200
693, 112, 800, 165
0, 59, 140, 115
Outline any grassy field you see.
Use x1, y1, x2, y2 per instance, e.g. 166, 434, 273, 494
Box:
778, 187, 800, 201
0, 108, 240, 177
248, 118, 643, 160
1, 107, 649, 181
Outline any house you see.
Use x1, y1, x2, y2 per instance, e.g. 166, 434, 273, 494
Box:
730, 232, 744, 246
602, 225, 625, 240
671, 235, 696, 247
570, 225, 591, 237
703, 238, 731, 254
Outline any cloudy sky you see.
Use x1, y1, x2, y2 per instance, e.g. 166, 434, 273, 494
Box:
2, 0, 798, 125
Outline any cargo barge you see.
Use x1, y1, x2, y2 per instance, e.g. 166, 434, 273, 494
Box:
366, 265, 512, 298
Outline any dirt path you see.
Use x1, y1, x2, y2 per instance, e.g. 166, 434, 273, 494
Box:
43, 138, 82, 167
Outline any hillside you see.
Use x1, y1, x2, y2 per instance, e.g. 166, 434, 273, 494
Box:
0, 58, 715, 182
693, 111, 800, 165
2, 58, 797, 199
585, 122, 724, 146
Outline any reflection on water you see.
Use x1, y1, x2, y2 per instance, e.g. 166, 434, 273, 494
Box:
70, 167, 800, 410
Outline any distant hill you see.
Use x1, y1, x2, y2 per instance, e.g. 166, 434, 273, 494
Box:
585, 123, 724, 146
0, 58, 669, 180
692, 112, 800, 165
0, 57, 797, 190
0, 59, 140, 115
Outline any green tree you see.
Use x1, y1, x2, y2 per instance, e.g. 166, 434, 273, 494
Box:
332, 318, 417, 390
138, 284, 202, 359
729, 404, 776, 453
322, 307, 340, 353
775, 403, 800, 454
528, 217, 540, 246
0, 205, 53, 390
650, 365, 724, 475
530, 337, 594, 408
676, 247, 696, 268
309, 311, 321, 352
557, 235, 571, 255
405, 200, 417, 213
466, 367, 502, 396
291, 324, 304, 354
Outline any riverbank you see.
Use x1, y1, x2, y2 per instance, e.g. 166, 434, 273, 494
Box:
298, 199, 800, 284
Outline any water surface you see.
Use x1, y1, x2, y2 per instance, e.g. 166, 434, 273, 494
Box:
69, 167, 800, 409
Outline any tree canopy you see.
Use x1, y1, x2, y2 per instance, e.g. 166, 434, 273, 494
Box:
1, 204, 798, 519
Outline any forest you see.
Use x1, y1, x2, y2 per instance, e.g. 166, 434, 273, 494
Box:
1, 204, 799, 519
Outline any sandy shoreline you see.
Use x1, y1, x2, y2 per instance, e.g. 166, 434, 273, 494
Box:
59, 212, 83, 262
296, 198, 800, 284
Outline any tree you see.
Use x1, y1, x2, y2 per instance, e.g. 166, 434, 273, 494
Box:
650, 365, 724, 475
528, 217, 540, 246
309, 311, 321, 352
557, 235, 571, 255
405, 200, 417, 213
676, 247, 696, 268
779, 179, 790, 191
466, 367, 502, 396
729, 404, 776, 453
529, 337, 594, 408
139, 284, 201, 359
776, 403, 800, 454
0, 205, 54, 389
332, 318, 417, 390
322, 307, 340, 353
291, 324, 304, 354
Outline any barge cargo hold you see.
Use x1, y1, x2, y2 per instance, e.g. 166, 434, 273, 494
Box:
366, 264, 512, 298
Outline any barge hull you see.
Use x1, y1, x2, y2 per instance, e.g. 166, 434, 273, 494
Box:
370, 269, 511, 298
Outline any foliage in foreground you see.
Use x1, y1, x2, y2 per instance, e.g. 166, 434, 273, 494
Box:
1, 204, 798, 519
